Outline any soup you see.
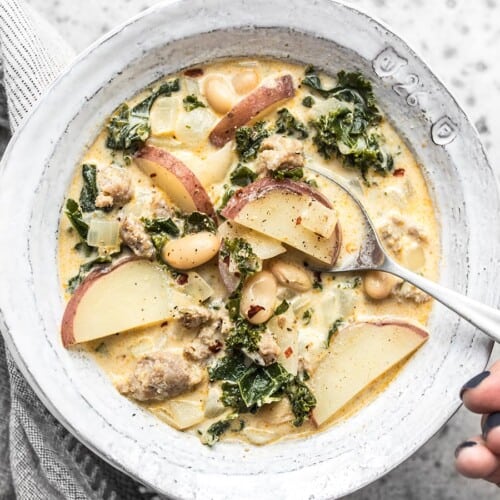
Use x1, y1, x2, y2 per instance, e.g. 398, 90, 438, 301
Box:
58, 59, 439, 445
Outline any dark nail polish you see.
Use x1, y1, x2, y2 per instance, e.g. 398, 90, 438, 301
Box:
460, 370, 490, 398
482, 412, 500, 438
454, 441, 477, 458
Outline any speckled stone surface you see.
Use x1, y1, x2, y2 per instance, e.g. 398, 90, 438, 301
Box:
2, 1, 500, 499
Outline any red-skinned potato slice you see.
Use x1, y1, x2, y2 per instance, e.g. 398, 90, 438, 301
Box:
309, 319, 429, 426
221, 178, 342, 265
135, 145, 215, 216
209, 74, 295, 147
61, 258, 194, 347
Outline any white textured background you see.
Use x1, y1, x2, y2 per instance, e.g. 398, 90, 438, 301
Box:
2, 0, 499, 498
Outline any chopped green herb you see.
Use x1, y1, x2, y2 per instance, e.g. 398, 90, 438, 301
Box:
270, 166, 304, 181
150, 233, 169, 254
65, 198, 89, 241
183, 211, 217, 234
302, 95, 315, 108
182, 94, 206, 111
302, 309, 313, 325
106, 79, 180, 152
235, 122, 270, 161
326, 318, 344, 347
230, 164, 258, 187
79, 164, 98, 212
312, 273, 323, 290
274, 300, 290, 316
275, 108, 308, 139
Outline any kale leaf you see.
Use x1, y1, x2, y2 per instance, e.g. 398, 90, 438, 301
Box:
79, 164, 98, 212
182, 211, 217, 234
285, 376, 317, 426
209, 354, 316, 424
220, 238, 262, 279
65, 198, 89, 241
183, 94, 206, 111
225, 318, 265, 352
203, 419, 232, 446
302, 67, 381, 124
106, 79, 180, 152
275, 108, 308, 139
229, 164, 258, 187
304, 67, 392, 179
302, 96, 315, 108
270, 166, 304, 181
235, 122, 270, 161
311, 109, 393, 178
142, 217, 180, 236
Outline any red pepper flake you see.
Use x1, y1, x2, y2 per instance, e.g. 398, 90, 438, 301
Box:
247, 305, 265, 318
393, 168, 405, 177
176, 273, 189, 285
284, 346, 293, 358
150, 173, 157, 178
184, 68, 204, 77
295, 216, 302, 226
160, 321, 169, 328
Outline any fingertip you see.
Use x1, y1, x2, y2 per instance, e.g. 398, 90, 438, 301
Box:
455, 439, 499, 479
461, 371, 500, 414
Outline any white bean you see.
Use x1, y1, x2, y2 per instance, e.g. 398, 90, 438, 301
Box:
240, 271, 277, 324
363, 271, 401, 300
232, 70, 259, 94
269, 260, 312, 292
203, 76, 234, 114
161, 232, 220, 270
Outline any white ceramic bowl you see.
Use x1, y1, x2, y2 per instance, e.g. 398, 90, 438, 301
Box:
0, 1, 499, 498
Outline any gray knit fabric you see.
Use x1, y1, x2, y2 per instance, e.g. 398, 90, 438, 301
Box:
0, 1, 162, 498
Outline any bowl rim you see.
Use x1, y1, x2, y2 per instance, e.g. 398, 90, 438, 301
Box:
0, 0, 497, 498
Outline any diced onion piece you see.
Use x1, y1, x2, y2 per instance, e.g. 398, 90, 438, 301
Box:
174, 107, 217, 147
203, 142, 235, 185
179, 272, 214, 303
184, 78, 200, 95
217, 221, 286, 260
150, 96, 179, 137
299, 199, 337, 238
86, 219, 120, 248
152, 399, 205, 430
309, 97, 352, 119
204, 385, 226, 418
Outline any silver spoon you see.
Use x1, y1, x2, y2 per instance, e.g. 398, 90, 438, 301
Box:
307, 164, 500, 343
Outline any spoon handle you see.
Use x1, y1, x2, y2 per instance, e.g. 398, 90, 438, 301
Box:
383, 258, 500, 343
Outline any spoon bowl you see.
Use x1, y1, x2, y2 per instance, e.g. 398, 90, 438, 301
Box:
308, 164, 500, 344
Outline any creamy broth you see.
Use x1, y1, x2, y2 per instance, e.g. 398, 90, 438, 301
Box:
58, 59, 439, 445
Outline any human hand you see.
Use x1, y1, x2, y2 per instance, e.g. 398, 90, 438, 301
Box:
455, 362, 500, 485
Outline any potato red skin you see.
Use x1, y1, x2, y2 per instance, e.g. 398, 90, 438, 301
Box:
221, 178, 342, 266
209, 74, 295, 147
135, 146, 215, 217
61, 257, 136, 348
